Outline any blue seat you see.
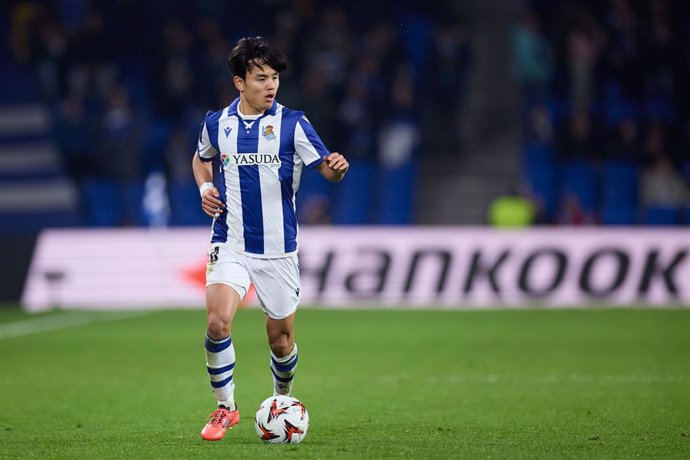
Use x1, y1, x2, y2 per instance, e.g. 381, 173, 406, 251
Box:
522, 142, 555, 169
169, 181, 209, 226
82, 179, 144, 226
559, 160, 598, 214
82, 179, 121, 226
646, 95, 675, 124
602, 206, 637, 225
522, 142, 557, 220
525, 163, 557, 220
296, 167, 333, 214
332, 160, 375, 224
0, 211, 79, 232
375, 160, 415, 224
643, 206, 681, 226
601, 160, 639, 225
605, 81, 640, 127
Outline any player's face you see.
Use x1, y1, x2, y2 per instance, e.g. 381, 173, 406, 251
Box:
236, 63, 279, 115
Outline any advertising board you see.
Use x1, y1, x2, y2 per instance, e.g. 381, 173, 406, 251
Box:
21, 227, 690, 311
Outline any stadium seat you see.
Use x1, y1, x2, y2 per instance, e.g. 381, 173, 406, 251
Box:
82, 179, 145, 227
82, 179, 121, 227
643, 206, 681, 226
559, 159, 598, 214
332, 160, 375, 224
169, 181, 209, 226
646, 94, 676, 124
296, 167, 332, 210
522, 142, 555, 169
605, 81, 641, 127
375, 160, 416, 224
522, 142, 557, 219
601, 160, 639, 225
0, 211, 79, 232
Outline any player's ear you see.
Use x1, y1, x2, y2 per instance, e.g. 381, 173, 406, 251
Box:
233, 75, 244, 92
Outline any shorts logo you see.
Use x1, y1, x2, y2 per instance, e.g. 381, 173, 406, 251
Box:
208, 246, 220, 263
221, 153, 230, 167
262, 125, 276, 141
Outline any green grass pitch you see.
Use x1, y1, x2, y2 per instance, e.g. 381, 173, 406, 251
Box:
0, 307, 688, 459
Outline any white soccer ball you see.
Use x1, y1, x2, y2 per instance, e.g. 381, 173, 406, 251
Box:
254, 395, 309, 444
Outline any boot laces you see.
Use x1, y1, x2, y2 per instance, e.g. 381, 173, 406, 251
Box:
208, 408, 230, 427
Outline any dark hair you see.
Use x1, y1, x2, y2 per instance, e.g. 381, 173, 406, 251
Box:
227, 36, 287, 78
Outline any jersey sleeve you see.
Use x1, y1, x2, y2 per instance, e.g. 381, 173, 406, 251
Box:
197, 113, 217, 162
294, 115, 327, 169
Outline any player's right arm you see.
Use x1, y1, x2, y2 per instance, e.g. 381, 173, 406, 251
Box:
192, 153, 224, 217
193, 116, 224, 218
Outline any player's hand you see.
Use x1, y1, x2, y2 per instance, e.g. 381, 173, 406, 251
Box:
323, 152, 349, 175
201, 187, 225, 218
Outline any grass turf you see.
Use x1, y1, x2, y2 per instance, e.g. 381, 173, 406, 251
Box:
0, 307, 688, 459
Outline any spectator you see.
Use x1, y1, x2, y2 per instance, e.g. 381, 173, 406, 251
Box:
518, 1, 689, 225
641, 154, 688, 210
513, 12, 553, 95
559, 111, 600, 161
606, 118, 641, 162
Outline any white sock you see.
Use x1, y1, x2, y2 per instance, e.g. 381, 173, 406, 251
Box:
270, 344, 298, 396
205, 334, 236, 410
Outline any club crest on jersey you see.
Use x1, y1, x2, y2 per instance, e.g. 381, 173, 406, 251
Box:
262, 125, 276, 141
221, 153, 230, 167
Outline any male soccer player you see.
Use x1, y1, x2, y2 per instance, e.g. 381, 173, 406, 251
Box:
192, 36, 349, 441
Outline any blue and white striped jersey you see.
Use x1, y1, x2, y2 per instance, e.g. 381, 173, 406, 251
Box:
197, 98, 327, 258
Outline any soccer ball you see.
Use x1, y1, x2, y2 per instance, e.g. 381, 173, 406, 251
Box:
254, 395, 309, 444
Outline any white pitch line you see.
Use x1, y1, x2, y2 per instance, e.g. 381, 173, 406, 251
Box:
0, 311, 151, 339
308, 373, 690, 385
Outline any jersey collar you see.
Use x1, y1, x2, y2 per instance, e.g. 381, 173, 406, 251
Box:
227, 98, 278, 118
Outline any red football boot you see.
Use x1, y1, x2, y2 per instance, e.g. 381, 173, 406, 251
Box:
200, 406, 240, 441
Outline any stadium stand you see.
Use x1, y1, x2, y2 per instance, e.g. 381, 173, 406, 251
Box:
2, 0, 472, 230
516, 0, 690, 226
0, 17, 80, 232
1, 0, 688, 231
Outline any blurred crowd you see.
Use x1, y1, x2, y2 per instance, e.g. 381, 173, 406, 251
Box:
515, 0, 690, 225
8, 0, 470, 226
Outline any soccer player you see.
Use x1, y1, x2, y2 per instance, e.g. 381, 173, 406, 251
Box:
192, 36, 349, 441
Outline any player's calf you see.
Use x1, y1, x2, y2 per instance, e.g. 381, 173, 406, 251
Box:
270, 344, 298, 396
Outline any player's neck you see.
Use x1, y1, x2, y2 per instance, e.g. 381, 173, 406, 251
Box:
238, 98, 264, 117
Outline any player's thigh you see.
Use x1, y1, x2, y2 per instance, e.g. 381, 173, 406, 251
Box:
248, 255, 300, 320
205, 244, 252, 323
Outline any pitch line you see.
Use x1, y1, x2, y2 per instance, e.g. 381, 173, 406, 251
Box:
390, 373, 690, 384
0, 311, 151, 339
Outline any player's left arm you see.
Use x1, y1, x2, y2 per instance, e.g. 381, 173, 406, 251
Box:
316, 152, 349, 182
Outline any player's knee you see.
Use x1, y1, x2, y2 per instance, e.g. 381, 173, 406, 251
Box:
207, 312, 231, 339
269, 333, 293, 358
